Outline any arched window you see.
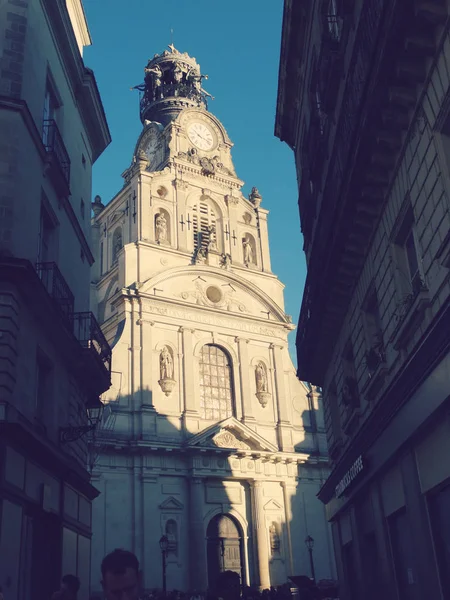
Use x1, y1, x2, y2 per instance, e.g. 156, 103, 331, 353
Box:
112, 227, 122, 264
199, 345, 234, 421
192, 200, 217, 253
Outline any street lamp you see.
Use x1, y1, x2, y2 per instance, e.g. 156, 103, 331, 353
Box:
159, 534, 169, 595
60, 396, 105, 443
219, 537, 225, 571
305, 535, 316, 582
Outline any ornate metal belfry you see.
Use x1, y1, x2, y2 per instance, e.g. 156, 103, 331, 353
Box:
132, 44, 214, 125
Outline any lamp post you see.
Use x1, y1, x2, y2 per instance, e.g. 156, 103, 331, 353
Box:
159, 534, 169, 596
219, 537, 225, 571
305, 535, 316, 582
60, 395, 104, 443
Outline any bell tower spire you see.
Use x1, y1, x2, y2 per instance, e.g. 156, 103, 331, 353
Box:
133, 47, 214, 126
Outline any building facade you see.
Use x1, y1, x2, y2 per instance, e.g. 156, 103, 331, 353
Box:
89, 47, 336, 594
276, 1, 450, 599
0, 1, 111, 599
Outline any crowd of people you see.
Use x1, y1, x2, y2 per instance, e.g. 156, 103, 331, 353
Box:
48, 548, 336, 600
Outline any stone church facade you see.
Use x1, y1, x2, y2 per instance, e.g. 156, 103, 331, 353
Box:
89, 47, 335, 593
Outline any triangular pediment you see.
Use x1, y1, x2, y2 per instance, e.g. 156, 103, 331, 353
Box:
264, 499, 283, 511
159, 496, 184, 510
185, 417, 278, 453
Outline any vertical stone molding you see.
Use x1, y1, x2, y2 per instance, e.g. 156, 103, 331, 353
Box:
281, 481, 295, 575
236, 337, 254, 421
189, 477, 208, 591
181, 328, 196, 414
138, 316, 155, 408
271, 344, 289, 424
251, 480, 271, 590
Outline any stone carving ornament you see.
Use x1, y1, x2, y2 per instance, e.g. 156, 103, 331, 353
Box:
255, 362, 271, 408
243, 236, 254, 265
158, 345, 176, 396
212, 431, 250, 450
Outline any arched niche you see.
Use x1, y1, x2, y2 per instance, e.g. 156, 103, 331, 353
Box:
154, 207, 171, 245
241, 232, 257, 266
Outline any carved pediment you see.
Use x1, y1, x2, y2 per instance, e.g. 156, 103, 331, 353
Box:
159, 496, 184, 510
185, 416, 278, 453
210, 431, 251, 450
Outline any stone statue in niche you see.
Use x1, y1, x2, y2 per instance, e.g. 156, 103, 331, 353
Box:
160, 346, 173, 379
155, 213, 168, 244
255, 362, 271, 408
269, 522, 281, 553
158, 346, 176, 396
255, 362, 268, 393
243, 236, 253, 265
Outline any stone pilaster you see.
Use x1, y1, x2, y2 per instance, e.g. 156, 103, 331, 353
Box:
281, 481, 295, 575
189, 477, 208, 591
141, 474, 159, 590
236, 336, 254, 422
271, 344, 293, 451
251, 480, 271, 590
174, 179, 190, 252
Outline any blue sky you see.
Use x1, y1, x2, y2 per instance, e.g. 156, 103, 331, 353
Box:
83, 0, 306, 363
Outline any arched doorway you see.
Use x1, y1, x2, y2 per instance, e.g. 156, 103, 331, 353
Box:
207, 514, 244, 588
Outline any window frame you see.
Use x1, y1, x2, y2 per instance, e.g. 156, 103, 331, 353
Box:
198, 344, 235, 421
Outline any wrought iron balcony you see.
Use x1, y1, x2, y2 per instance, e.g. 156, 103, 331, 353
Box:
71, 311, 112, 375
42, 119, 71, 194
35, 262, 74, 325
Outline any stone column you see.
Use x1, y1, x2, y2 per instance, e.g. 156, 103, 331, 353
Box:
189, 477, 208, 591
251, 480, 271, 590
236, 337, 254, 422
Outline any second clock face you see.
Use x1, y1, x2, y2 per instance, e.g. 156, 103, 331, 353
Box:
187, 122, 215, 151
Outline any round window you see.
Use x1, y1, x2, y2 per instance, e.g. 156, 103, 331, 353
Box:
206, 286, 222, 303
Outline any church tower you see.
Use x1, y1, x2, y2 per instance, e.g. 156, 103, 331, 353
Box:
89, 47, 335, 594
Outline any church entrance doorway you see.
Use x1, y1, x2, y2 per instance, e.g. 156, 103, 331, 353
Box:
207, 514, 244, 588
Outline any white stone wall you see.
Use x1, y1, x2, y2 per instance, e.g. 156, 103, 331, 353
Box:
90, 101, 335, 589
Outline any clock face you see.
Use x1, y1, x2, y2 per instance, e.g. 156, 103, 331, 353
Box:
187, 122, 215, 151
144, 135, 158, 166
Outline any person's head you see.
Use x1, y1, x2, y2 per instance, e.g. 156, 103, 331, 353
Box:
215, 571, 241, 600
61, 575, 80, 600
101, 549, 141, 600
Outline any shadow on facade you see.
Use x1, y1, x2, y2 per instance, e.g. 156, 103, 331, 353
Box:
88, 386, 335, 597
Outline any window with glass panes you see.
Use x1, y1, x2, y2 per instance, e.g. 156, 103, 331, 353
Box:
199, 345, 234, 420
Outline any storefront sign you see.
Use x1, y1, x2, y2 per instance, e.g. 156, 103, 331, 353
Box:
335, 455, 364, 498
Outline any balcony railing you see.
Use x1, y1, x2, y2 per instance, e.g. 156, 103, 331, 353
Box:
42, 119, 71, 187
35, 262, 74, 325
71, 312, 112, 374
